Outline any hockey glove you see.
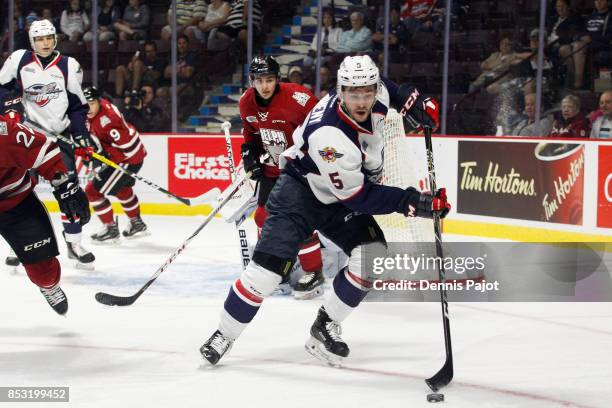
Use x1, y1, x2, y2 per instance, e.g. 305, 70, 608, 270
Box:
241, 142, 263, 181
74, 146, 94, 159
398, 187, 450, 219
52, 174, 91, 226
397, 84, 440, 132
73, 132, 95, 149
1, 92, 24, 120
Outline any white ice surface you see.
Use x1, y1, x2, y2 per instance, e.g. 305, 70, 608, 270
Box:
1, 214, 611, 408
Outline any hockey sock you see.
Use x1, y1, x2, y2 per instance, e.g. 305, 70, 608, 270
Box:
324, 268, 370, 322
116, 187, 141, 219
219, 261, 281, 339
85, 183, 114, 224
298, 232, 323, 273
24, 257, 61, 288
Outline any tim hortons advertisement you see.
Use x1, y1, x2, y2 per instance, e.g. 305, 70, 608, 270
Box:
168, 137, 242, 197
457, 141, 585, 225
597, 146, 612, 228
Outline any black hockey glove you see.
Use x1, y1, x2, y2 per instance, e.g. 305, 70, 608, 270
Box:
397, 187, 450, 219
397, 84, 440, 132
52, 174, 91, 226
73, 132, 95, 149
241, 142, 263, 181
1, 91, 24, 119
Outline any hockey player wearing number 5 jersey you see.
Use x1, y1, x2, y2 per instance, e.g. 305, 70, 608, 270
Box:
200, 55, 450, 366
0, 19, 96, 268
239, 56, 326, 300
0, 106, 91, 315
79, 86, 148, 242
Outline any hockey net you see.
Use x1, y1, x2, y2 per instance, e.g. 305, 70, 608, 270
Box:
375, 108, 435, 244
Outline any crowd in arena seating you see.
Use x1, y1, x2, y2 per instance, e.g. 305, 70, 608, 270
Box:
1, 0, 610, 137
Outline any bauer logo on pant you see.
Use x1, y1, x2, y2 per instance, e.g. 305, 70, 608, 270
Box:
318, 147, 344, 163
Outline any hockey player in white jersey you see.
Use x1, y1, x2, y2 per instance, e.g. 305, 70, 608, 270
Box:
200, 55, 450, 366
0, 19, 95, 268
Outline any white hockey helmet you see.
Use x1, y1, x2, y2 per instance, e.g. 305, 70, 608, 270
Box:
336, 55, 380, 96
29, 19, 57, 51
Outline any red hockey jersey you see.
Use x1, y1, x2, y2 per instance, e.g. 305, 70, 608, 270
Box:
549, 113, 591, 138
239, 82, 318, 178
87, 98, 147, 164
0, 112, 66, 212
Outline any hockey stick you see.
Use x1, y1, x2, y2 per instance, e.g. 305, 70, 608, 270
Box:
423, 126, 454, 392
95, 171, 252, 306
221, 122, 252, 269
27, 120, 219, 206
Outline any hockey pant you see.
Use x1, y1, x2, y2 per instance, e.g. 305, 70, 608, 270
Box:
85, 162, 143, 224
218, 172, 386, 340
255, 175, 322, 274
0, 191, 62, 288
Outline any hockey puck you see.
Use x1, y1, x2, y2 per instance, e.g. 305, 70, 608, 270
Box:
427, 393, 444, 403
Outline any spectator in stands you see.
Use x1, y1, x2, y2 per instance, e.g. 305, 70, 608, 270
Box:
287, 66, 306, 87
198, 0, 231, 50
212, 0, 263, 50
84, 0, 121, 42
591, 90, 612, 138
547, 0, 588, 89
584, 0, 612, 71
549, 94, 591, 137
113, 0, 150, 41
335, 11, 373, 53
514, 29, 555, 95
115, 41, 167, 98
124, 85, 170, 133
402, 0, 444, 35
303, 8, 343, 67
318, 64, 335, 97
41, 8, 60, 33
157, 35, 198, 119
161, 0, 207, 43
511, 93, 554, 136
60, 0, 90, 42
469, 35, 522, 95
372, 4, 409, 64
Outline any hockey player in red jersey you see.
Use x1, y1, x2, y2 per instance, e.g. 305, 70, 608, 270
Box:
0, 102, 90, 315
79, 86, 148, 242
239, 56, 324, 299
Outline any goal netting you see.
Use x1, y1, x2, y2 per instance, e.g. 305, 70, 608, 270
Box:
375, 108, 436, 244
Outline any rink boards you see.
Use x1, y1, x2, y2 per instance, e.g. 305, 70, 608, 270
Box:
35, 133, 612, 242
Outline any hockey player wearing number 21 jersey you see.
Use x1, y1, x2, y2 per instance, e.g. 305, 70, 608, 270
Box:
239, 56, 325, 300
200, 55, 450, 366
0, 107, 91, 316
0, 19, 96, 268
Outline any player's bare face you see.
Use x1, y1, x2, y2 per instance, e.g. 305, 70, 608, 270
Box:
87, 100, 100, 119
253, 74, 278, 100
33, 35, 55, 58
342, 86, 376, 122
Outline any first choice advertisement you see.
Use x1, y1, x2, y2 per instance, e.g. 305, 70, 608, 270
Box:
457, 141, 585, 225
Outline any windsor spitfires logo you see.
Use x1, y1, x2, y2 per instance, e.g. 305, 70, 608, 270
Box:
24, 83, 62, 107
318, 147, 344, 163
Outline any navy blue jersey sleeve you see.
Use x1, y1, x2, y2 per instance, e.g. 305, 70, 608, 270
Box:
67, 91, 89, 136
342, 179, 407, 215
381, 77, 406, 111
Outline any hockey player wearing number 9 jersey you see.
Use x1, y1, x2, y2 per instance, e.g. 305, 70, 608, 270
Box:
0, 19, 96, 268
200, 55, 450, 366
79, 86, 148, 242
239, 56, 326, 299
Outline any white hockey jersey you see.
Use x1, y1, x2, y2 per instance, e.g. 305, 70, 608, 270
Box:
0, 49, 89, 136
281, 79, 411, 215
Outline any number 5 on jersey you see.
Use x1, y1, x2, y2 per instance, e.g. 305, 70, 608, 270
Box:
329, 172, 343, 189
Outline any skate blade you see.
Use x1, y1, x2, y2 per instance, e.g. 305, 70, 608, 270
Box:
122, 230, 151, 240
75, 262, 95, 271
293, 287, 324, 300
272, 283, 292, 296
8, 266, 19, 275
304, 336, 343, 368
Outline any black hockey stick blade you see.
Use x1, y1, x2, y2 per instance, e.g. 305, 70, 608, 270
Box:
95, 291, 140, 306
425, 357, 453, 392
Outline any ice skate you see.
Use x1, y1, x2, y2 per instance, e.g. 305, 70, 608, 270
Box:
40, 284, 68, 315
305, 307, 349, 367
200, 330, 234, 365
63, 232, 96, 269
293, 270, 325, 300
122, 216, 148, 238
90, 222, 120, 244
5, 249, 19, 272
